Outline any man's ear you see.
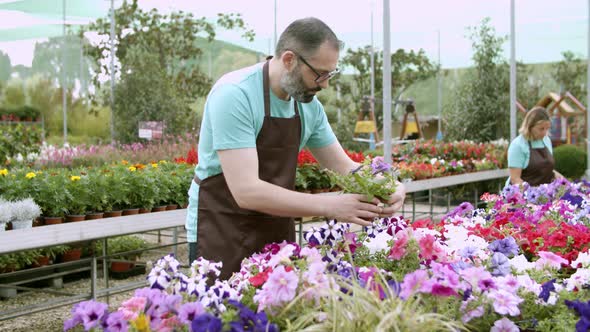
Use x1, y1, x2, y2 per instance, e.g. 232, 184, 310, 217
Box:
280, 51, 297, 71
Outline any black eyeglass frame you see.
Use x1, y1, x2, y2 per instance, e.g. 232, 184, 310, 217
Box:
290, 50, 339, 83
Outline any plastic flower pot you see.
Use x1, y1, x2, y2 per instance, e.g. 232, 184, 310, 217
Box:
122, 208, 140, 216
85, 212, 104, 220
152, 206, 168, 212
11, 219, 33, 230
66, 215, 86, 223
104, 211, 123, 218
43, 217, 64, 225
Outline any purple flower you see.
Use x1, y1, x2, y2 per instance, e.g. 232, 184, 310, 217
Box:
102, 311, 128, 332
64, 300, 109, 331
443, 202, 474, 220
370, 156, 392, 175
488, 237, 519, 258
565, 300, 590, 332
228, 300, 278, 332
460, 246, 478, 259
539, 279, 556, 302
178, 302, 205, 324
191, 313, 222, 332
562, 191, 584, 207
491, 317, 520, 332
490, 252, 511, 276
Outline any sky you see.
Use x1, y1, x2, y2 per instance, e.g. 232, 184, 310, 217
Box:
0, 0, 588, 69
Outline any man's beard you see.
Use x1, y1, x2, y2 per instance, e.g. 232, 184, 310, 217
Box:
280, 68, 321, 103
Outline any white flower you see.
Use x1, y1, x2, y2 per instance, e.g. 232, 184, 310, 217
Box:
268, 244, 296, 268
572, 251, 590, 269
565, 268, 590, 291
509, 254, 535, 273
147, 266, 171, 289
363, 231, 392, 254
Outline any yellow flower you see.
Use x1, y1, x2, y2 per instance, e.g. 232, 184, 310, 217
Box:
159, 160, 168, 164
131, 313, 151, 332
0, 169, 8, 176
150, 163, 158, 168
25, 172, 36, 179
128, 166, 137, 172
70, 175, 81, 181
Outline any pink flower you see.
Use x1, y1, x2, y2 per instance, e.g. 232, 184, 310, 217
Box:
253, 265, 299, 310
118, 296, 147, 320
490, 317, 520, 332
400, 269, 430, 299
536, 251, 568, 269
389, 230, 409, 260
487, 289, 524, 316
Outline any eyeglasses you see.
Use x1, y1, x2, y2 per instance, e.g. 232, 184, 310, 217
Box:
291, 51, 339, 83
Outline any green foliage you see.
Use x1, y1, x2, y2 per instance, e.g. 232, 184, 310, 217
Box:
281, 274, 466, 331
81, 0, 254, 143
31, 34, 92, 91
553, 51, 586, 101
1, 77, 26, 108
553, 144, 587, 179
0, 124, 42, 164
0, 50, 10, 83
96, 235, 148, 259
335, 46, 438, 129
443, 18, 509, 142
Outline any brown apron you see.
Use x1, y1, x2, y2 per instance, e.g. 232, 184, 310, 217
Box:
196, 60, 300, 279
521, 141, 555, 186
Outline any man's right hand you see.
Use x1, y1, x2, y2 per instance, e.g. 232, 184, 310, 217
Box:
322, 194, 382, 227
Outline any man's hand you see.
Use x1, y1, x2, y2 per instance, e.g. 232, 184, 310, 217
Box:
323, 194, 382, 227
380, 182, 406, 217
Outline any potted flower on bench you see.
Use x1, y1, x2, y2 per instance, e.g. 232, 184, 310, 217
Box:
97, 235, 149, 273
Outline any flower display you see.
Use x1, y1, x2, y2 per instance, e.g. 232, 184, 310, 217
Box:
64, 177, 590, 331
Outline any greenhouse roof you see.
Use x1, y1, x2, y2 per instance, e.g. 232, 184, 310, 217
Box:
0, 0, 109, 41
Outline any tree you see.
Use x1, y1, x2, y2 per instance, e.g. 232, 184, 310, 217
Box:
336, 47, 437, 126
81, 0, 254, 142
0, 51, 10, 83
443, 18, 509, 142
32, 35, 93, 93
553, 51, 586, 100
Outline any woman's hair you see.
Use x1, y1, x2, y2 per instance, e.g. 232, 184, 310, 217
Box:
275, 17, 343, 58
519, 106, 551, 140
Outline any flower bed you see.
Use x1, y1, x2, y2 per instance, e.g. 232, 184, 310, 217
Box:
295, 140, 507, 191
64, 178, 590, 331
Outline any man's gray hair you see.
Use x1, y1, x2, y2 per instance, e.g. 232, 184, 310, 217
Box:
275, 17, 343, 58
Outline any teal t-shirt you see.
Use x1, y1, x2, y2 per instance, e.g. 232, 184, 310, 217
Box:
506, 134, 553, 185
185, 62, 337, 242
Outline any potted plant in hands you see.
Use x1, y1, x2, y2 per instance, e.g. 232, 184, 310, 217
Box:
10, 198, 41, 230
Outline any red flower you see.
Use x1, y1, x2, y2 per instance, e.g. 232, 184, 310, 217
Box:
248, 267, 273, 287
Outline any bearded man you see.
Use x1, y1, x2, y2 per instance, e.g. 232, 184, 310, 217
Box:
185, 17, 405, 279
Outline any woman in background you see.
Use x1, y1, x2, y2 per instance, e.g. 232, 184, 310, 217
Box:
507, 106, 563, 186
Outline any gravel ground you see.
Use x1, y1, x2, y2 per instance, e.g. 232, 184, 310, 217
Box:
0, 202, 452, 331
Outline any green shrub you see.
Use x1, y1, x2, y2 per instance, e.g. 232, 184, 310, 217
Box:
553, 144, 587, 179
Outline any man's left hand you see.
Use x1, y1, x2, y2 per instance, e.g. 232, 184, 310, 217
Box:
379, 182, 406, 217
